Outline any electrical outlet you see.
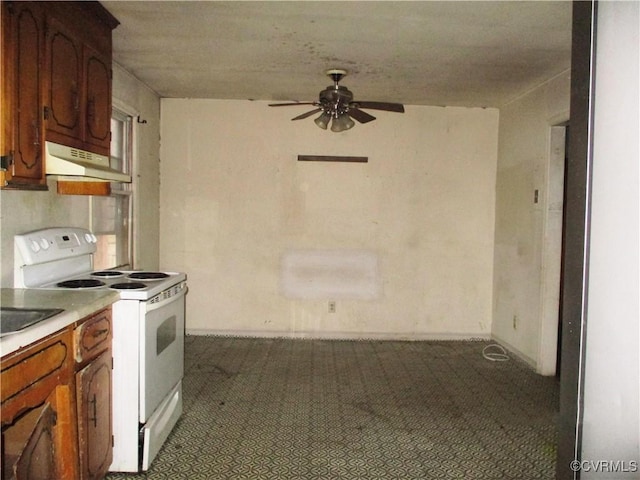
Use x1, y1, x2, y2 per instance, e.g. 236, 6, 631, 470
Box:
513, 315, 517, 329
328, 301, 336, 313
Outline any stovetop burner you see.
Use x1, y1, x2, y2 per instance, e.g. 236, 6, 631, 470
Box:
127, 272, 170, 281
92, 270, 125, 278
110, 282, 148, 290
56, 279, 106, 289
14, 228, 187, 305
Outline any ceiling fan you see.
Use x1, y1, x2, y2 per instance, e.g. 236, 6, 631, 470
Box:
269, 69, 405, 132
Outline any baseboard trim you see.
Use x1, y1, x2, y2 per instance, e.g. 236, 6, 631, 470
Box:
185, 328, 491, 342
490, 334, 538, 369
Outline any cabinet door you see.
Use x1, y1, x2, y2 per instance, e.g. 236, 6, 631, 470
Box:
45, 16, 82, 149
83, 45, 111, 155
76, 350, 112, 480
2, 385, 76, 480
11, 402, 58, 480
0, 2, 47, 189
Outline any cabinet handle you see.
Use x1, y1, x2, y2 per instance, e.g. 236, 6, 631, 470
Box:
73, 88, 80, 112
92, 328, 108, 338
33, 121, 40, 146
89, 394, 98, 428
87, 98, 95, 121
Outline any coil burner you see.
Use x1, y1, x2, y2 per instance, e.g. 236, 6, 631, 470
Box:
56, 279, 106, 289
110, 282, 148, 290
127, 272, 170, 281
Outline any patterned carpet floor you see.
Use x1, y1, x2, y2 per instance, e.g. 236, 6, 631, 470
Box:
106, 336, 558, 479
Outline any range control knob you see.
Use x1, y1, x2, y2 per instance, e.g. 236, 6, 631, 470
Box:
40, 238, 50, 250
30, 239, 41, 253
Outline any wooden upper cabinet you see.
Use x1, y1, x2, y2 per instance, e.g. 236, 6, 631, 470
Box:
83, 45, 112, 153
1, 1, 119, 190
0, 1, 47, 189
45, 16, 83, 148
44, 3, 118, 156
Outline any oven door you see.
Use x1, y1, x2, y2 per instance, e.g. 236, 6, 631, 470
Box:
139, 282, 186, 422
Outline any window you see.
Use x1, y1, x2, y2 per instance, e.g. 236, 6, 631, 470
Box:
91, 109, 133, 269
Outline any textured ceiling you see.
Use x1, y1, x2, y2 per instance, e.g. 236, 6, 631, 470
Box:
101, 1, 572, 108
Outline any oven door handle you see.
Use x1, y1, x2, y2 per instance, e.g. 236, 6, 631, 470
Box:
145, 284, 188, 312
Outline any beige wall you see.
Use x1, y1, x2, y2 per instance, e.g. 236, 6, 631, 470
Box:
160, 100, 499, 339
492, 70, 570, 369
0, 64, 160, 286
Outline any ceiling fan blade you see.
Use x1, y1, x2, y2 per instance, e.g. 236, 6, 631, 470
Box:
347, 108, 376, 124
352, 101, 405, 113
291, 108, 322, 121
268, 102, 318, 107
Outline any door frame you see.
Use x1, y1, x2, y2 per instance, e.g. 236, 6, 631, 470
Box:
536, 124, 567, 376
555, 1, 597, 478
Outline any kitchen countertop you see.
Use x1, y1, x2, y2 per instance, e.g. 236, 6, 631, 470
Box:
1, 288, 120, 357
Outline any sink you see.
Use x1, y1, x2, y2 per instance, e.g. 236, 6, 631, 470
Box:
0, 307, 65, 337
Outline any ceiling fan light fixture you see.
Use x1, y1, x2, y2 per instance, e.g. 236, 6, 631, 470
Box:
314, 111, 331, 129
330, 114, 355, 133
343, 115, 355, 131
269, 68, 404, 132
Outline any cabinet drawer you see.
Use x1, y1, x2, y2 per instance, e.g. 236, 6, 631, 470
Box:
74, 309, 112, 364
1, 328, 73, 425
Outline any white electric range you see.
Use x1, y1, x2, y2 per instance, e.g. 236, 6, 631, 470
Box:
14, 227, 187, 472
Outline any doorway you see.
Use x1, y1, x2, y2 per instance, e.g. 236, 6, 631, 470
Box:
537, 125, 568, 377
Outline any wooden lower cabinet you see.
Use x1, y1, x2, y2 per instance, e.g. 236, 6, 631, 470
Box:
5, 401, 57, 480
73, 308, 112, 480
1, 329, 77, 480
75, 351, 112, 480
1, 307, 113, 480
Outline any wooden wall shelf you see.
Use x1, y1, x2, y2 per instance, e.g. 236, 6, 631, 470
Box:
297, 155, 368, 163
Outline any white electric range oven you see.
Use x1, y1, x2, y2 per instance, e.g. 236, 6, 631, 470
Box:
14, 227, 187, 472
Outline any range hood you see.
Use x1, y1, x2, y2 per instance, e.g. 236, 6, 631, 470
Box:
45, 141, 131, 183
